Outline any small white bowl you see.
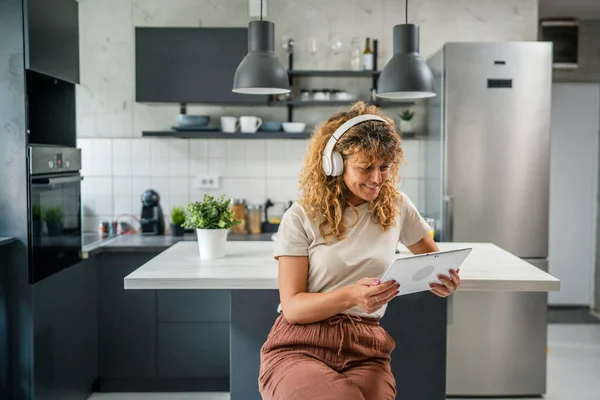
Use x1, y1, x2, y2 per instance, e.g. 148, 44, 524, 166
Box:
282, 122, 306, 133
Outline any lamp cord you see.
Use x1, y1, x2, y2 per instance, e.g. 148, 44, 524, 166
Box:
405, 0, 408, 24
260, 0, 263, 21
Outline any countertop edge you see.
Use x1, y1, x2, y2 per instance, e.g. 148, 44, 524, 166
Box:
0, 237, 17, 247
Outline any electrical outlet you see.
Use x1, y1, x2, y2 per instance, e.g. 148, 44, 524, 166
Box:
249, 0, 267, 18
195, 175, 220, 190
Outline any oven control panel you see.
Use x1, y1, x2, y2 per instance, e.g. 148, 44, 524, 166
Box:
29, 145, 82, 175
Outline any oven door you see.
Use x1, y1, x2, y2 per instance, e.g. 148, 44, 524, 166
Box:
29, 172, 83, 283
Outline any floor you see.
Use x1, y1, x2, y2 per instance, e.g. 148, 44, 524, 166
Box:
88, 324, 600, 400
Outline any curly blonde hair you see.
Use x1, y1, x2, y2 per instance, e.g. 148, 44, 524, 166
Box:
299, 101, 405, 241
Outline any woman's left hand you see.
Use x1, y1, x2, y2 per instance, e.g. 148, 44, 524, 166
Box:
429, 269, 460, 298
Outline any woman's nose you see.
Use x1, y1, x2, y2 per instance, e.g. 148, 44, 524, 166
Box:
370, 168, 382, 182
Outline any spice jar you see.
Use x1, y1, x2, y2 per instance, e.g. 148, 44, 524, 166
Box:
247, 204, 262, 234
230, 199, 247, 233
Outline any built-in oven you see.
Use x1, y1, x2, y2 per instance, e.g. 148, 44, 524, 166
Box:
28, 145, 82, 284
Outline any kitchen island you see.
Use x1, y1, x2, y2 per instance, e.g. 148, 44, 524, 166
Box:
124, 241, 560, 400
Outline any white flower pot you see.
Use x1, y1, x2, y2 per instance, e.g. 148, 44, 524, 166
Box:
196, 228, 228, 259
400, 120, 412, 133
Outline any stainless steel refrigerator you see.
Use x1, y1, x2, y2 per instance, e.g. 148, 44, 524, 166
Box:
424, 42, 552, 397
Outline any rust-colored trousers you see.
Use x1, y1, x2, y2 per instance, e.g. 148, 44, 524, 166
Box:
258, 313, 397, 400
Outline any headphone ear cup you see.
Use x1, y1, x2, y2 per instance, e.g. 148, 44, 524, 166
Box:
330, 151, 344, 177
322, 154, 332, 176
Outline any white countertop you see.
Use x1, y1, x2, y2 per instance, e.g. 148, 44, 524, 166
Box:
124, 241, 560, 292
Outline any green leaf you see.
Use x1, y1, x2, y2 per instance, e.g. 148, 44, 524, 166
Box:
182, 194, 242, 230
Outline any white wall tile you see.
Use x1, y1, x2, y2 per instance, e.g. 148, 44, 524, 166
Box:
169, 158, 189, 177
113, 158, 132, 177
245, 140, 266, 159
266, 140, 286, 160
220, 178, 266, 204
113, 177, 133, 198
226, 140, 246, 160
401, 140, 424, 178
399, 178, 423, 211
94, 195, 114, 215
150, 161, 170, 177
208, 140, 227, 158
245, 159, 266, 177
266, 178, 300, 202
150, 139, 170, 159
112, 139, 133, 158
169, 139, 189, 158
207, 158, 227, 176
189, 158, 209, 176
189, 140, 208, 159
285, 140, 309, 160
93, 139, 113, 158
132, 139, 150, 158
169, 177, 189, 197
114, 196, 134, 216
132, 158, 151, 177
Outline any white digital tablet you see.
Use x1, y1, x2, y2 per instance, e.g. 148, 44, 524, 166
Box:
380, 247, 473, 296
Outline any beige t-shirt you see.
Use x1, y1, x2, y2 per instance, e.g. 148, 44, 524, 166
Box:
274, 192, 431, 319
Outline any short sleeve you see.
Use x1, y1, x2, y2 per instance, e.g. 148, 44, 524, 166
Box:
274, 203, 310, 260
398, 193, 432, 246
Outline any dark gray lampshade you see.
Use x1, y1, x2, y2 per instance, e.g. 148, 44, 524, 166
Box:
232, 20, 290, 95
377, 24, 435, 99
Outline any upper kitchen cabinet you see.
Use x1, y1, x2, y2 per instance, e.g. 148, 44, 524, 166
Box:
135, 27, 269, 105
25, 0, 80, 84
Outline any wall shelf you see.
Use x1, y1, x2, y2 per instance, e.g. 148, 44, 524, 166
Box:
270, 99, 414, 107
142, 130, 312, 139
287, 70, 381, 77
142, 130, 422, 140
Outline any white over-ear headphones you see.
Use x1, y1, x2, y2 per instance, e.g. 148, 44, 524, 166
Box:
321, 114, 392, 177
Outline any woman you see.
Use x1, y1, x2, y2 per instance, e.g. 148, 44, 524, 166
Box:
258, 102, 460, 400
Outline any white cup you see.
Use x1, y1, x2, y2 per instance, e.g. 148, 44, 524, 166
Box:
240, 116, 263, 133
220, 116, 239, 133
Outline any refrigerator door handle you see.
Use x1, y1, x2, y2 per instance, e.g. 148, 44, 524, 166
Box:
443, 195, 455, 242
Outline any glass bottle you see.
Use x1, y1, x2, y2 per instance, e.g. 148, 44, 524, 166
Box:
363, 38, 374, 70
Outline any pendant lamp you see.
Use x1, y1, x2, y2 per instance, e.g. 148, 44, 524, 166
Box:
232, 1, 290, 95
377, 0, 435, 99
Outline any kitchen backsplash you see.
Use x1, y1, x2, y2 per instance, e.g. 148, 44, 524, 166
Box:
78, 137, 425, 232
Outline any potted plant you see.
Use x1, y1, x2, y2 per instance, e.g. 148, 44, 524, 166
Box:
43, 206, 63, 237
399, 109, 415, 133
183, 194, 241, 260
170, 207, 186, 237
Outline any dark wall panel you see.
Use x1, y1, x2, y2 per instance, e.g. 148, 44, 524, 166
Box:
0, 0, 31, 398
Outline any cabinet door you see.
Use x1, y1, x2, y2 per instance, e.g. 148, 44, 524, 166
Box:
98, 253, 158, 379
135, 27, 269, 104
25, 0, 79, 83
33, 258, 98, 400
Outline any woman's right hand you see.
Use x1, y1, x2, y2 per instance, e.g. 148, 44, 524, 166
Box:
349, 278, 400, 314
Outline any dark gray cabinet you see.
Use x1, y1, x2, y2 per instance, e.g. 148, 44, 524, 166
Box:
98, 253, 158, 380
33, 257, 98, 400
157, 290, 230, 379
135, 27, 268, 105
25, 0, 80, 84
97, 254, 230, 391
158, 322, 230, 378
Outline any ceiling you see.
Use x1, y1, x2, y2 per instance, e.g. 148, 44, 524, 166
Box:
539, 0, 600, 20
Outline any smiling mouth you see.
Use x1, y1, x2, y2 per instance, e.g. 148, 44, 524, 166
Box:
363, 184, 379, 190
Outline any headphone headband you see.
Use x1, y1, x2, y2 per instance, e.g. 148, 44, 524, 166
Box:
322, 114, 392, 162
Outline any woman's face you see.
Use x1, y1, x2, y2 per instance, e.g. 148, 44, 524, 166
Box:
343, 152, 392, 206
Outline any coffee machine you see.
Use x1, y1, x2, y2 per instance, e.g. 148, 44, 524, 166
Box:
140, 189, 165, 235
